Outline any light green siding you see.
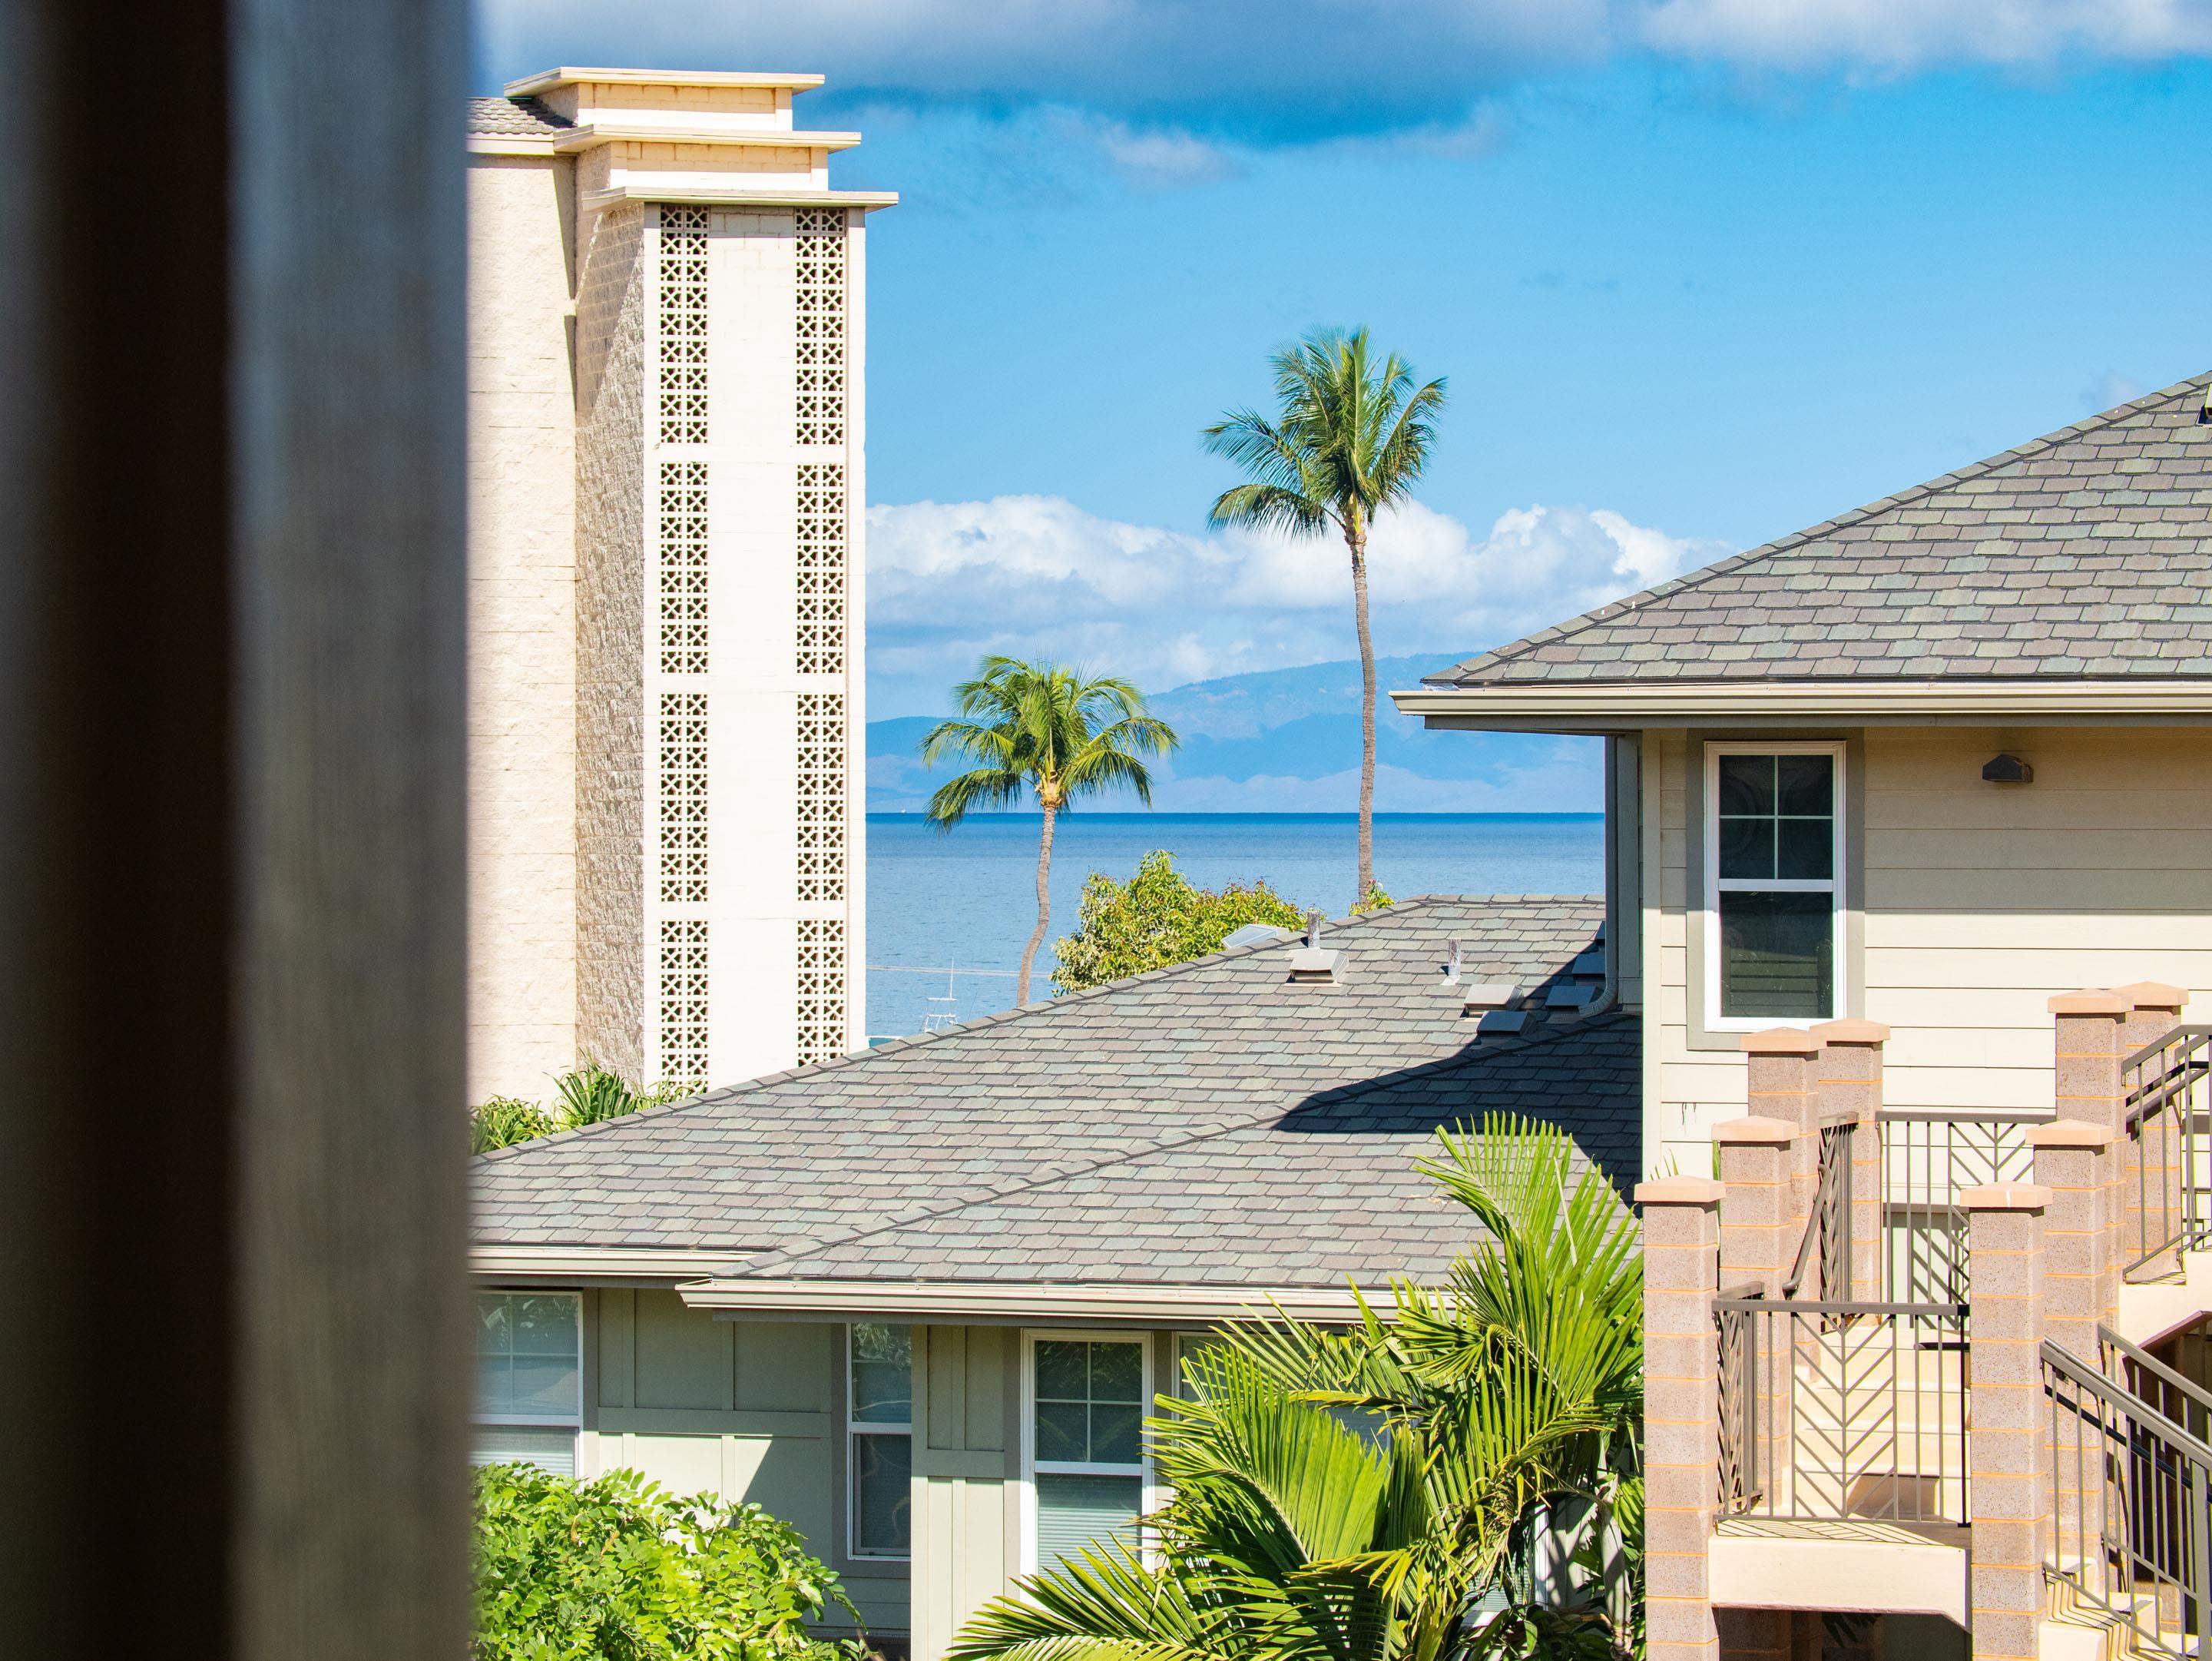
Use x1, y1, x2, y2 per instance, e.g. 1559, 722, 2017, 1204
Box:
911, 1326, 1018, 1661
582, 1291, 908, 1635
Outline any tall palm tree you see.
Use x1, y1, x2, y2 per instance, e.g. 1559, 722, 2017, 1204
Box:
949, 1116, 1641, 1661
922, 658, 1179, 1006
1204, 328, 1446, 907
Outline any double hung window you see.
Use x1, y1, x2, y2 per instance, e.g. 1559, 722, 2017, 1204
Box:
847, 1323, 912, 1558
1028, 1334, 1148, 1574
1704, 743, 1843, 1026
472, 1291, 581, 1475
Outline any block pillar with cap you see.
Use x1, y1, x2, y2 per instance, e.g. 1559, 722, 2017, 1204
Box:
2031, 1116, 2115, 1582
2050, 990, 2132, 1318
1813, 1018, 1888, 1301
1740, 1028, 1823, 1287
2119, 980, 2190, 1281
1640, 1176, 1724, 1661
1964, 1183, 2051, 1661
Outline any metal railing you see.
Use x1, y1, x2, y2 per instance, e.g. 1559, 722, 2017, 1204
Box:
2045, 1332, 2212, 1658
1877, 1109, 2040, 1303
2124, 1026, 2212, 1277
1714, 1294, 1969, 1526
1784, 1117, 1855, 1301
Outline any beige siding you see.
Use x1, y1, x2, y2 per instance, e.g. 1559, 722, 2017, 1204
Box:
465, 156, 578, 1100
1644, 724, 2212, 1174
583, 1292, 906, 1633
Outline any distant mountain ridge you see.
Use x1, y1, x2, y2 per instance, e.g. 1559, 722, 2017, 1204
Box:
868, 653, 1604, 814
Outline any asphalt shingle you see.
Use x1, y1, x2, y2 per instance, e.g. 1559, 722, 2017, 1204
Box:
467, 95, 571, 137
471, 897, 1637, 1290
1435, 373, 2212, 687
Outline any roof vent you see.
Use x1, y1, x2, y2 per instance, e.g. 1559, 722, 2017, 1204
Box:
1440, 940, 1464, 986
1223, 923, 1295, 951
1287, 909, 1343, 984
1476, 1009, 1530, 1039
1462, 980, 1520, 1015
2201, 385, 2211, 425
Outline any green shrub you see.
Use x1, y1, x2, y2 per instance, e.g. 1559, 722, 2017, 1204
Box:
471, 1096, 555, 1154
555, 1062, 640, 1127
1051, 850, 1306, 993
472, 1462, 862, 1661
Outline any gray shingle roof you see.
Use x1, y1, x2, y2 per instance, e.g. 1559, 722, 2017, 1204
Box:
1435, 373, 2212, 687
467, 96, 571, 137
471, 897, 1637, 1289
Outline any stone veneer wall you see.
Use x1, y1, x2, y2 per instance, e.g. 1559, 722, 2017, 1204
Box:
464, 156, 579, 1102
574, 203, 647, 1084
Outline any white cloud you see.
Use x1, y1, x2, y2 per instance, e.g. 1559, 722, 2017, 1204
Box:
865, 493, 1729, 714
2081, 370, 2150, 413
1637, 0, 2212, 71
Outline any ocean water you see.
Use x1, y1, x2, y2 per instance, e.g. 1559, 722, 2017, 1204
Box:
864, 811, 1604, 1040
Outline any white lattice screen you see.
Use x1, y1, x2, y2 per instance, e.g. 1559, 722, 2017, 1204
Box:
657, 459, 709, 675
796, 918, 846, 1065
657, 205, 709, 443
657, 691, 708, 904
796, 462, 846, 676
796, 692, 846, 904
794, 208, 846, 447
657, 918, 710, 1088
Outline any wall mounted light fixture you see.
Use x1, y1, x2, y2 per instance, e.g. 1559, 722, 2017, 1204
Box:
1982, 753, 2034, 784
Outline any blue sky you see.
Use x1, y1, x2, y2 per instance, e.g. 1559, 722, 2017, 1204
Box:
477, 3, 2212, 729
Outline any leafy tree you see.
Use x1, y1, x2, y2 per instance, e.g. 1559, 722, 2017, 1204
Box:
1051, 850, 1306, 993
950, 1116, 1641, 1661
922, 656, 1179, 1006
1205, 328, 1446, 910
472, 1461, 862, 1661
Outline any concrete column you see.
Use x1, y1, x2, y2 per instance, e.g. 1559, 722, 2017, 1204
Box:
1965, 1184, 2051, 1661
1718, 1118, 1797, 1296
1815, 1019, 1889, 1301
1643, 1175, 1726, 1661
1743, 1029, 1825, 1271
2049, 991, 2131, 1319
2119, 982, 2190, 1281
2030, 1122, 2114, 1585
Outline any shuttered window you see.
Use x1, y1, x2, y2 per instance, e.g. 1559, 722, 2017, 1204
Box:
1029, 1335, 1148, 1575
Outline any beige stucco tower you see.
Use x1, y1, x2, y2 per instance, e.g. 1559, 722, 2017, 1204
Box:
465, 69, 891, 1102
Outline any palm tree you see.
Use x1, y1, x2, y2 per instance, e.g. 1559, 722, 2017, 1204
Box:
949, 1116, 1641, 1661
922, 657, 1179, 1006
1204, 328, 1446, 907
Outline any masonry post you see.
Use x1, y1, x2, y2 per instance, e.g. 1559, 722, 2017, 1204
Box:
1814, 1019, 1889, 1301
2030, 1119, 2113, 1591
1741, 1029, 1824, 1276
1642, 1175, 1726, 1661
2119, 982, 2190, 1281
1717, 1117, 1796, 1521
1965, 1183, 2051, 1661
2049, 991, 2131, 1323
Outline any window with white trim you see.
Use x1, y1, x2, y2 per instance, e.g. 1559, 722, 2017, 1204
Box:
1027, 1334, 1149, 1575
472, 1291, 581, 1476
847, 1324, 912, 1559
1704, 742, 1843, 1027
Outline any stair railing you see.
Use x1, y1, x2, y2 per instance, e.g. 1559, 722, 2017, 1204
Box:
1784, 1115, 1856, 1301
2124, 1026, 2212, 1278
2045, 1331, 2212, 1659
1876, 1109, 2040, 1304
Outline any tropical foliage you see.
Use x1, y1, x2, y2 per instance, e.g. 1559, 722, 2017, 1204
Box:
472, 1462, 862, 1661
950, 1116, 1642, 1661
1205, 328, 1446, 910
1051, 850, 1306, 993
469, 1065, 694, 1154
922, 656, 1179, 1005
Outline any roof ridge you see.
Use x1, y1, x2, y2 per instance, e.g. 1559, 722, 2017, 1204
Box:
720, 1010, 1634, 1276
1442, 370, 2212, 685
472, 894, 1614, 1165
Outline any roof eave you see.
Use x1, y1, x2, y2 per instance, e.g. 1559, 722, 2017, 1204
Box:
677, 1278, 1389, 1327
472, 1244, 755, 1283
504, 67, 826, 98
1393, 678, 2212, 732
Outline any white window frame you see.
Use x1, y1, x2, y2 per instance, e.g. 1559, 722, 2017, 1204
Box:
472, 1290, 583, 1476
1018, 1330, 1160, 1576
845, 1322, 912, 1562
1702, 740, 1846, 1032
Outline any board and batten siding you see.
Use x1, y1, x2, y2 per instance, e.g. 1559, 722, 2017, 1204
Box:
1642, 724, 2212, 1175
579, 1291, 909, 1633
911, 1326, 1019, 1661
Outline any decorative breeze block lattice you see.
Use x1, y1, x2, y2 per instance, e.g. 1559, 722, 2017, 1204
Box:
796, 692, 846, 903
657, 691, 708, 904
657, 918, 710, 1088
796, 462, 846, 676
657, 205, 709, 444
796, 917, 846, 1064
657, 459, 709, 675
794, 208, 846, 447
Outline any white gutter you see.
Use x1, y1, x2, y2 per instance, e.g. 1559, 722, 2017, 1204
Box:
580, 184, 899, 215
1392, 678, 2212, 729
677, 1279, 1385, 1327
